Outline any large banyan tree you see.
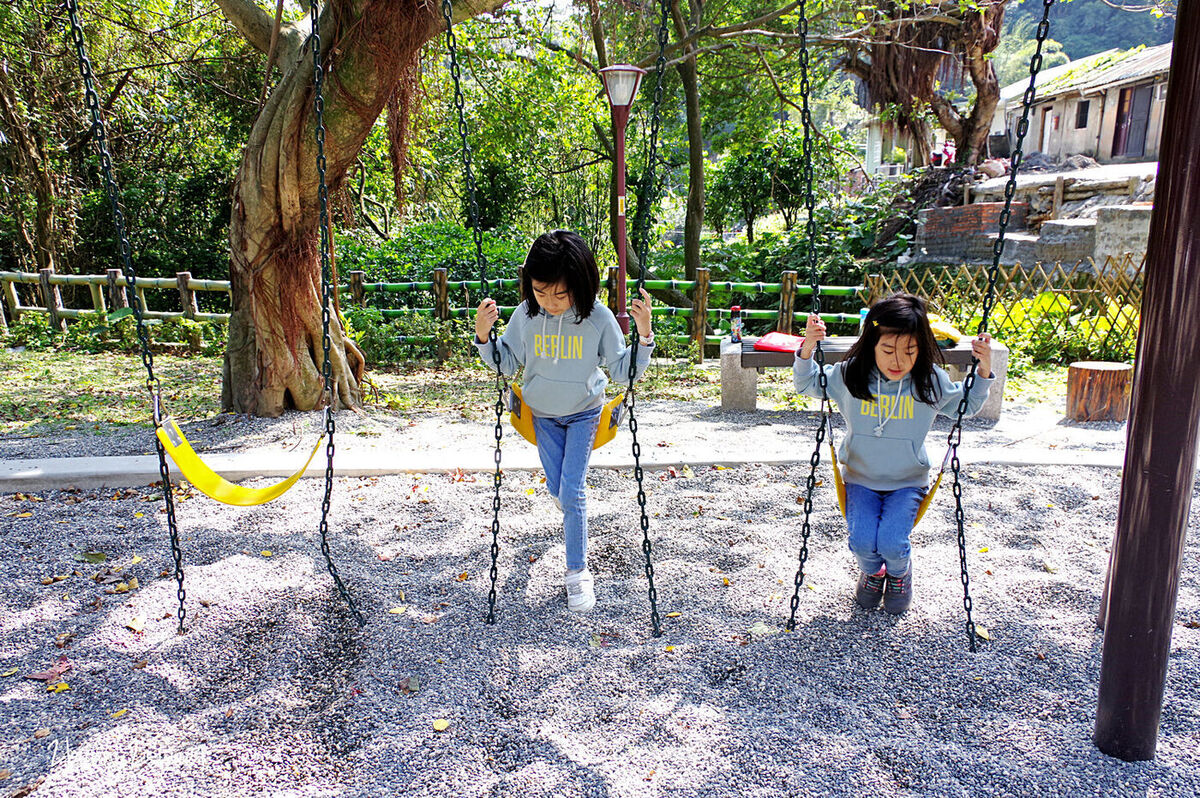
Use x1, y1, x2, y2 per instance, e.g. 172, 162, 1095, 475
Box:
215, 0, 504, 416
838, 0, 1008, 166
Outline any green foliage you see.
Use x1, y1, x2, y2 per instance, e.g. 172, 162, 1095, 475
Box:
1005, 0, 1174, 61
336, 221, 528, 308
342, 306, 475, 366
943, 290, 1139, 374
707, 146, 773, 241
2, 312, 225, 357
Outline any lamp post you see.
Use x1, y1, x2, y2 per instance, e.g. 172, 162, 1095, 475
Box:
600, 64, 646, 335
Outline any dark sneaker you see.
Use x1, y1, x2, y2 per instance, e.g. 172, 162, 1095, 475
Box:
884, 568, 913, 615
855, 571, 886, 610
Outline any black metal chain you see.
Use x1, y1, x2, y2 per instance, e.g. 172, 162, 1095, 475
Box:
620, 0, 672, 639
440, 0, 504, 623
311, 1, 364, 626
786, 0, 830, 632
62, 0, 187, 633
945, 0, 1056, 653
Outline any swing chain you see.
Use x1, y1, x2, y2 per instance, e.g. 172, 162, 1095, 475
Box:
786, 0, 829, 632
623, 0, 672, 639
311, 0, 364, 626
440, 0, 488, 292
440, 0, 504, 623
61, 0, 188, 632
944, 0, 1056, 652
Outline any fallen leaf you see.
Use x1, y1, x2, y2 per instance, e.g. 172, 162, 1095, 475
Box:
225, 707, 233, 718
722, 577, 730, 586
1183, 620, 1200, 629
400, 676, 421, 694
127, 577, 139, 590
113, 582, 129, 594
387, 607, 407, 615
126, 616, 145, 633
1042, 561, 1058, 573
644, 769, 656, 781
1, 668, 18, 678
1035, 651, 1047, 661
48, 682, 70, 693
261, 550, 273, 557
39, 577, 53, 586
131, 660, 148, 670
681, 465, 695, 478
525, 488, 535, 495
432, 719, 450, 732
54, 632, 73, 649
665, 645, 675, 652
134, 512, 144, 518
130, 555, 142, 566
589, 635, 602, 648
33, 729, 50, 739
748, 621, 779, 637
665, 611, 681, 618
978, 546, 990, 553
25, 656, 70, 682
974, 624, 992, 641
456, 572, 469, 581
73, 551, 107, 564
14, 512, 32, 518
111, 709, 128, 719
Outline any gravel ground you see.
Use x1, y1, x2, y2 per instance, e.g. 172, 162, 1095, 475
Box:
0, 396, 1197, 797
0, 395, 1128, 465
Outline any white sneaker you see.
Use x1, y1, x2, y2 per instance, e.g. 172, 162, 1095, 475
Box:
564, 568, 595, 612
552, 494, 562, 512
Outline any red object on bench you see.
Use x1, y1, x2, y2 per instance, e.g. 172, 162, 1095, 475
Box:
753, 332, 805, 353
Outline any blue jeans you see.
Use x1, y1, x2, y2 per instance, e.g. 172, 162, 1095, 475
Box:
844, 482, 925, 577
532, 406, 602, 572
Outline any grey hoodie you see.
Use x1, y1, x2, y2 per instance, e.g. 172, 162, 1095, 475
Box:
794, 355, 993, 491
475, 299, 654, 418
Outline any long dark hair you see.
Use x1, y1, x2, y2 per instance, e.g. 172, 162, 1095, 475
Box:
521, 230, 600, 320
843, 293, 945, 404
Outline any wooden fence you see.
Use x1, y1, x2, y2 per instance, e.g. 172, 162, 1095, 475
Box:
0, 268, 231, 332
865, 253, 1145, 360
346, 267, 866, 361
0, 265, 865, 362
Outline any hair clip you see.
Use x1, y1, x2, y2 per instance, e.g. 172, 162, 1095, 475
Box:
872, 319, 879, 327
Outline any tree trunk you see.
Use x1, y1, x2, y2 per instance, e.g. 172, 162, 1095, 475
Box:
671, 0, 704, 282
908, 117, 933, 168
220, 0, 506, 416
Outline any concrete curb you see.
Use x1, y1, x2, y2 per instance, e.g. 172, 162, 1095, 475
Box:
0, 446, 1127, 492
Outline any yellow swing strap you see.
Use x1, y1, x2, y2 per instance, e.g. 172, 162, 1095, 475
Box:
508, 386, 624, 450
155, 418, 325, 507
827, 416, 946, 528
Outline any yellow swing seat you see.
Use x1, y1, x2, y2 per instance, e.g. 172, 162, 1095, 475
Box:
828, 441, 947, 528
155, 418, 325, 507
507, 386, 625, 450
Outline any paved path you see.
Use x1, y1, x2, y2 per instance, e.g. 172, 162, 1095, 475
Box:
0, 400, 1130, 491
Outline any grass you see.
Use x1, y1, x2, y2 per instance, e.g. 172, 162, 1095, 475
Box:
0, 349, 223, 436
0, 349, 1072, 436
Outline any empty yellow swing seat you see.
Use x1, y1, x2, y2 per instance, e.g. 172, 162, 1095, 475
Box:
155, 418, 325, 507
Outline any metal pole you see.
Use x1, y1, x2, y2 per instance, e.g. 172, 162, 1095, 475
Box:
1095, 2, 1200, 761
613, 104, 631, 334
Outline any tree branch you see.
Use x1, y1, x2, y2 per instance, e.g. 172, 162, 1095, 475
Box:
215, 0, 305, 61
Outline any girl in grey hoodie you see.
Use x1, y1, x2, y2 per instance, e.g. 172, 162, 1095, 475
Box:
474, 231, 655, 612
794, 294, 994, 615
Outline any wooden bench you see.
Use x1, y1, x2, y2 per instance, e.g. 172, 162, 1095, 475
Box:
720, 335, 1008, 420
